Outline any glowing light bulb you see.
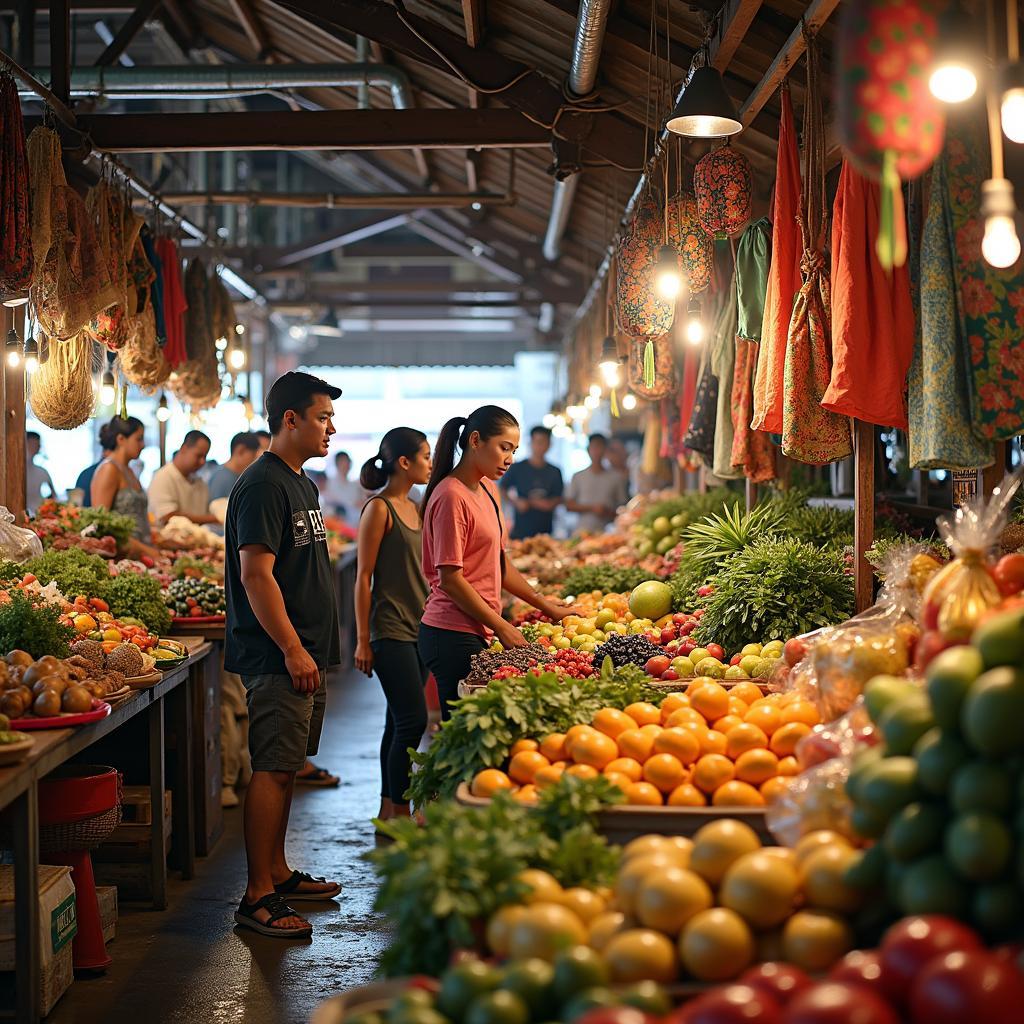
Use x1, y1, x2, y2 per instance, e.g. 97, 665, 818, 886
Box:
215, 335, 228, 351
600, 360, 620, 388
99, 370, 116, 406
5, 328, 21, 368
24, 352, 38, 374
654, 245, 682, 300
929, 63, 977, 103
228, 347, 246, 370
685, 300, 705, 345
621, 392, 637, 411
584, 394, 600, 411
6, 350, 21, 369
156, 405, 171, 423
235, 323, 245, 335
982, 215, 1021, 268
542, 413, 556, 429
1002, 86, 1024, 144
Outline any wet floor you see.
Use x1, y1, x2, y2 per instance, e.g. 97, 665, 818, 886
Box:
50, 668, 397, 1024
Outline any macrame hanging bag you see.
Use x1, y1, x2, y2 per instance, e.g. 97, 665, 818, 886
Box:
0, 73, 33, 296
29, 334, 96, 430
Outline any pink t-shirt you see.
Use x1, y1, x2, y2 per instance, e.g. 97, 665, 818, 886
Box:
421, 476, 506, 637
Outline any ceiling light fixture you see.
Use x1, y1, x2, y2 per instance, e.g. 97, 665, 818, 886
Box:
981, 178, 1021, 268
23, 334, 38, 374
5, 328, 21, 369
598, 336, 621, 388
621, 392, 638, 411
156, 392, 171, 423
99, 369, 116, 407
929, 5, 980, 103
666, 64, 742, 138
654, 244, 682, 299
685, 299, 705, 345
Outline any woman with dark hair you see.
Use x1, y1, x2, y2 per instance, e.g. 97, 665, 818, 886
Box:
90, 416, 158, 558
419, 406, 578, 719
354, 427, 433, 823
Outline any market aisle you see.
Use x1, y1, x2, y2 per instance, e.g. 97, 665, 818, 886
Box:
49, 668, 394, 1024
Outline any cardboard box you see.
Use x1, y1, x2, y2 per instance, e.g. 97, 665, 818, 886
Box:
97, 886, 118, 945
0, 865, 77, 1015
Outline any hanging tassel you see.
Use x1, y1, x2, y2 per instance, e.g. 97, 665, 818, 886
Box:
610, 388, 620, 418
117, 382, 128, 420
643, 339, 656, 389
876, 149, 908, 270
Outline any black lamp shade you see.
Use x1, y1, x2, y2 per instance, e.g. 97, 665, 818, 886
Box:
666, 66, 742, 138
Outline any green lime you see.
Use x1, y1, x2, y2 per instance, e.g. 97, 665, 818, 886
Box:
879, 694, 935, 756
619, 982, 671, 1016
962, 667, 1024, 755
391, 991, 437, 1017
851, 802, 890, 840
926, 646, 984, 730
898, 855, 970, 917
972, 880, 1024, 936
390, 993, 445, 1024
499, 959, 555, 1019
551, 947, 609, 1004
464, 990, 530, 1024
950, 760, 1013, 814
945, 812, 1013, 881
861, 756, 922, 819
438, 961, 500, 1022
561, 988, 620, 1021
864, 675, 920, 724
844, 842, 888, 890
846, 745, 887, 802
915, 729, 969, 796
885, 859, 907, 907
392, 1009, 448, 1024
883, 802, 945, 863
972, 608, 1024, 669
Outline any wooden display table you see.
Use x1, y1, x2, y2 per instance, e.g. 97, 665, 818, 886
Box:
0, 644, 215, 1024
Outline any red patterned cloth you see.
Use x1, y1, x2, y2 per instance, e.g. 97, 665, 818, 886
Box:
0, 74, 33, 295
156, 237, 188, 368
730, 338, 776, 482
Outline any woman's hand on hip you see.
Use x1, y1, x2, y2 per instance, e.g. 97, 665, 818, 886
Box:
355, 639, 374, 677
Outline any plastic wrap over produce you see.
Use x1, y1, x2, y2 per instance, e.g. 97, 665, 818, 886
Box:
0, 507, 43, 562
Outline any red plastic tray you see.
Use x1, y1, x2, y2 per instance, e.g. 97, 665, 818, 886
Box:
10, 698, 112, 730
171, 614, 226, 625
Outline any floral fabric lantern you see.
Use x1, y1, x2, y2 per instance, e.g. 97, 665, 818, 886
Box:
836, 0, 945, 267
626, 333, 676, 400
694, 145, 753, 239
667, 192, 712, 294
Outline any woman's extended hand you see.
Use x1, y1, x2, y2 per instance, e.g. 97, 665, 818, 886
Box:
355, 639, 374, 677
542, 600, 583, 621
495, 621, 529, 648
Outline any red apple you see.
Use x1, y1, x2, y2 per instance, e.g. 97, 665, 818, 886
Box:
786, 982, 900, 1024
881, 916, 983, 990
673, 613, 689, 625
683, 984, 782, 1024
644, 655, 671, 678
661, 668, 679, 682
645, 631, 661, 644
730, 654, 743, 666
784, 636, 808, 667
661, 628, 677, 645
678, 620, 697, 636
740, 962, 812, 1005
910, 950, 1024, 1024
705, 643, 725, 660
993, 553, 1024, 597
679, 642, 696, 656
829, 950, 900, 1005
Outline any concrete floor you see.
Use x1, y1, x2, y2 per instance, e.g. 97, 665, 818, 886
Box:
50, 668, 396, 1024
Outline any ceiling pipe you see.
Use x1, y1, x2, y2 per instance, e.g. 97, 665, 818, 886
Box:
542, 0, 612, 263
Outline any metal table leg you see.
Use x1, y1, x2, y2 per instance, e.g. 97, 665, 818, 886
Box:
148, 697, 167, 911
168, 677, 195, 880
13, 782, 40, 1024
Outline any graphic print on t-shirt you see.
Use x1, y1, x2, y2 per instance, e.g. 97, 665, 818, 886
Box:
291, 508, 327, 547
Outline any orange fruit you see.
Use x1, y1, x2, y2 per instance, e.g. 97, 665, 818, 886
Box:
700, 729, 728, 756
760, 776, 792, 802
518, 868, 563, 903
666, 707, 705, 729
643, 753, 687, 794
471, 768, 514, 797
781, 910, 854, 973
566, 763, 600, 780
565, 723, 599, 756
729, 681, 763, 706
603, 771, 634, 792
712, 781, 766, 807
559, 886, 608, 924
623, 781, 663, 806
719, 850, 800, 929
509, 749, 552, 784
652, 727, 701, 765
508, 902, 587, 961
511, 738, 540, 756
744, 703, 783, 736
713, 715, 744, 736
659, 693, 689, 720
691, 754, 736, 795
777, 755, 800, 777
604, 928, 678, 984
781, 700, 820, 727
486, 904, 528, 956
589, 911, 628, 952
769, 721, 812, 757
734, 748, 779, 786
605, 756, 644, 782
624, 702, 662, 726
617, 728, 656, 763
533, 763, 567, 788
640, 723, 664, 738
572, 729, 619, 770
689, 819, 763, 886
689, 682, 730, 722
727, 696, 748, 717
540, 732, 569, 762
667, 782, 706, 807
635, 867, 713, 934
679, 908, 755, 982
513, 784, 540, 803
725, 723, 770, 759
592, 707, 637, 740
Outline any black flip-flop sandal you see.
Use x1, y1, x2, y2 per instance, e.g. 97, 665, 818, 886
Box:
295, 765, 341, 787
234, 893, 312, 939
274, 869, 343, 902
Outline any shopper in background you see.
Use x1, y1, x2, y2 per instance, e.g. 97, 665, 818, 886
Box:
606, 436, 633, 502
25, 432, 55, 515
75, 435, 113, 508
254, 429, 271, 454
90, 416, 158, 558
418, 406, 579, 718
225, 371, 343, 939
326, 450, 370, 524
354, 428, 431, 825
209, 432, 262, 503
498, 424, 563, 539
564, 433, 629, 534
148, 430, 216, 527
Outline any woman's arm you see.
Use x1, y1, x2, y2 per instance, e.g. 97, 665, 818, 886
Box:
354, 499, 388, 676
438, 565, 528, 647
90, 462, 119, 511
502, 560, 578, 620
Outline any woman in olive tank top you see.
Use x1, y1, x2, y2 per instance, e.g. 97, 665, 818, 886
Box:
355, 428, 432, 824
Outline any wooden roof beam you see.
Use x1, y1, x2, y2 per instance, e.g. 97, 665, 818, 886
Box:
707, 0, 764, 73
461, 0, 486, 48
227, 0, 274, 60
94, 0, 163, 65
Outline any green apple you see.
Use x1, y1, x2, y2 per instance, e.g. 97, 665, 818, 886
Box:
725, 665, 747, 679
554, 637, 571, 650
595, 609, 616, 629
592, 629, 607, 643
629, 620, 648, 634
571, 634, 590, 649
694, 658, 726, 679
670, 657, 695, 678
761, 640, 785, 654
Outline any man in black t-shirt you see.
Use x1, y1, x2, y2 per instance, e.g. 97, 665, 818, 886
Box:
225, 371, 344, 939
499, 425, 564, 539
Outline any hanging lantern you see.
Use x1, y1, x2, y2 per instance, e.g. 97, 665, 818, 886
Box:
667, 192, 713, 294
615, 232, 675, 339
631, 192, 666, 247
626, 333, 676, 400
836, 0, 945, 266
86, 305, 129, 351
694, 145, 753, 239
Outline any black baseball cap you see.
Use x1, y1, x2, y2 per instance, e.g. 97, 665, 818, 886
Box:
265, 371, 341, 422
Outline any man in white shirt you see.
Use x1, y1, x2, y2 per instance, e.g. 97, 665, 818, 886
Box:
148, 430, 217, 526
564, 433, 629, 534
26, 432, 55, 515
324, 450, 369, 525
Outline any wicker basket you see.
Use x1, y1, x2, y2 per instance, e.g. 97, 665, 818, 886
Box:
38, 765, 123, 852
40, 804, 122, 853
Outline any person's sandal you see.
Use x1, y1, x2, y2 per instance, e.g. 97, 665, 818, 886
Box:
273, 869, 343, 902
295, 764, 341, 787
234, 893, 312, 939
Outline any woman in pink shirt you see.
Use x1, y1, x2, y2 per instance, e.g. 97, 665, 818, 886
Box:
418, 406, 577, 718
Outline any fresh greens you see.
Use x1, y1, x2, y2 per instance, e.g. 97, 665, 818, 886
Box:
560, 564, 651, 599
24, 548, 112, 601
638, 488, 741, 529
104, 573, 172, 634
0, 592, 75, 658
784, 504, 856, 550
77, 507, 136, 548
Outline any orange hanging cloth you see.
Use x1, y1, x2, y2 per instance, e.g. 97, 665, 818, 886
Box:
752, 85, 802, 434
822, 161, 915, 429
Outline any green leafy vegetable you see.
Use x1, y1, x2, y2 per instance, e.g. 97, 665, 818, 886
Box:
784, 504, 856, 550
0, 592, 75, 658
77, 507, 136, 548
24, 548, 112, 601
560, 564, 652, 599
104, 573, 172, 635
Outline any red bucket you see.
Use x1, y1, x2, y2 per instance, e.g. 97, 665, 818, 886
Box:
39, 765, 121, 826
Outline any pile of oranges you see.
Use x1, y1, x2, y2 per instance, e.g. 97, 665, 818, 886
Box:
469, 680, 822, 808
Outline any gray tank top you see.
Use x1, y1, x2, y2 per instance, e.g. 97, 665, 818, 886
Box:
100, 459, 151, 542
368, 495, 428, 644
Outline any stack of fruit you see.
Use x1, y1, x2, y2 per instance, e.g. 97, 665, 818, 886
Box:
163, 576, 226, 618
60, 597, 160, 651
469, 683, 821, 808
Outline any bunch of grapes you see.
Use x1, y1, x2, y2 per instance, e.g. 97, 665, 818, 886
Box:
593, 632, 664, 669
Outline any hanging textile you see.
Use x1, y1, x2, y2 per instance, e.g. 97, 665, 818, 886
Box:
208, 271, 236, 343
141, 226, 166, 344
667, 192, 713, 293
731, 337, 776, 482
824, 161, 915, 428
780, 32, 853, 464
684, 351, 718, 465
710, 271, 743, 480
183, 258, 213, 360
171, 259, 221, 411
694, 145, 753, 239
26, 127, 58, 292
676, 345, 701, 454
156, 236, 188, 366
0, 74, 33, 296
908, 146, 993, 469
752, 86, 802, 432
735, 219, 772, 342
126, 236, 157, 317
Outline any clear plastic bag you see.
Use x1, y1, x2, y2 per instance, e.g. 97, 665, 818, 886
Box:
766, 756, 857, 847
0, 507, 43, 562
795, 698, 876, 770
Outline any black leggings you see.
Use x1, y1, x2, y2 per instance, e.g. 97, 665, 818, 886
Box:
418, 623, 486, 721
372, 638, 429, 802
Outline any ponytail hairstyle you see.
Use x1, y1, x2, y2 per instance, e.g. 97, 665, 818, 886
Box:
422, 405, 519, 511
359, 426, 428, 490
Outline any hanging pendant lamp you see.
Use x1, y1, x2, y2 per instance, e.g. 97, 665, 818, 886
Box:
666, 65, 742, 138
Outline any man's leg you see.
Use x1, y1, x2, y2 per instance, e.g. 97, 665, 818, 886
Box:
270, 773, 296, 883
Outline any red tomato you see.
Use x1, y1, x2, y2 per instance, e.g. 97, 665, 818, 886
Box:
785, 982, 900, 1024
829, 950, 900, 1005
740, 962, 812, 1005
880, 916, 983, 989
661, 628, 677, 645
684, 984, 782, 1024
910, 951, 1024, 1024
644, 655, 670, 677
784, 637, 808, 667
993, 553, 1024, 597
705, 643, 725, 661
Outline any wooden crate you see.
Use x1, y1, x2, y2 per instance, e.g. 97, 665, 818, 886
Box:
94, 787, 172, 863
97, 885, 118, 945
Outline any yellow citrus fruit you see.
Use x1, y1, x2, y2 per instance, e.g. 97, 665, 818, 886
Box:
652, 728, 701, 765
593, 707, 638, 740
508, 901, 588, 961
604, 928, 679, 984
486, 904, 528, 956
793, 830, 852, 868
744, 703, 783, 736
760, 776, 793, 803
725, 723, 770, 759
689, 819, 763, 886
729, 681, 763, 706
691, 753, 736, 795
509, 750, 552, 784
635, 867, 713, 935
471, 768, 514, 798
769, 721, 812, 758
643, 753, 687, 794
617, 728, 656, 763
781, 700, 821, 727
799, 845, 865, 913
572, 730, 619, 770
719, 850, 800, 929
622, 834, 676, 861
624, 702, 662, 726
615, 853, 679, 913
566, 763, 600, 780
734, 748, 780, 786
540, 733, 569, 762
588, 910, 628, 952
679, 908, 755, 982
667, 782, 706, 807
712, 781, 765, 807
700, 730, 728, 756
517, 868, 563, 903
533, 763, 567, 789
688, 682, 730, 722
511, 738, 540, 756
606, 757, 644, 782
623, 781, 663, 806
559, 886, 607, 924
781, 910, 855, 973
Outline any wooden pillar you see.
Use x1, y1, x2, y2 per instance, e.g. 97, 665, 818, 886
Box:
0, 307, 26, 521
853, 420, 875, 613
14, 0, 35, 66
745, 478, 758, 511
48, 0, 71, 106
